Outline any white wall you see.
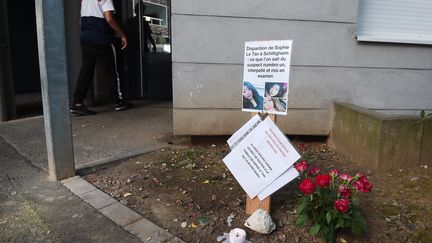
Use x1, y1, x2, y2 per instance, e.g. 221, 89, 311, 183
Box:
171, 0, 432, 135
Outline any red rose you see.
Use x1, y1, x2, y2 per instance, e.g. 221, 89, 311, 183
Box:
299, 178, 316, 194
308, 166, 320, 176
334, 199, 350, 213
354, 175, 373, 193
315, 174, 331, 188
329, 169, 339, 178
339, 173, 352, 182
338, 185, 351, 198
294, 160, 308, 172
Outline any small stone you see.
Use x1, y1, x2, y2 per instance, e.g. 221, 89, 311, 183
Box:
278, 233, 286, 240
385, 218, 391, 222
339, 238, 348, 243
398, 225, 409, 231
173, 218, 179, 222
389, 215, 399, 220
72, 214, 79, 219
181, 222, 187, 228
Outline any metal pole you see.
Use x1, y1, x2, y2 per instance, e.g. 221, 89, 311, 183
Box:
35, 0, 75, 180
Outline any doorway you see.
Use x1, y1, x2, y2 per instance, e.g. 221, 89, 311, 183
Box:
4, 0, 42, 119
113, 0, 172, 101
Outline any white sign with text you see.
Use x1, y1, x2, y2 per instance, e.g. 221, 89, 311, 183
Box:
242, 40, 293, 115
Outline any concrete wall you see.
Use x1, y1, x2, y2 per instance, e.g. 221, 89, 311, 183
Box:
171, 0, 432, 135
329, 101, 431, 170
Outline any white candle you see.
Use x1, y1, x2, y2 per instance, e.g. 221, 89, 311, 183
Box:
229, 228, 247, 243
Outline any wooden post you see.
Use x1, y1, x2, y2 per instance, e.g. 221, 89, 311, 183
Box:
245, 113, 276, 214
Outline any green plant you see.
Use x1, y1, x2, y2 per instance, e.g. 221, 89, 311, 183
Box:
419, 110, 432, 123
294, 160, 372, 242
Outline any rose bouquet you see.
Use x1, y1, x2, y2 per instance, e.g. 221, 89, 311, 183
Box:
294, 160, 372, 242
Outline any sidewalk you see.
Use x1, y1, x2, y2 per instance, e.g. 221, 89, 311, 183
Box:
0, 136, 142, 242
0, 100, 185, 242
0, 100, 173, 171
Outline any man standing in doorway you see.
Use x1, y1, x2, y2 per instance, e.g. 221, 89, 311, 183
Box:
70, 0, 132, 116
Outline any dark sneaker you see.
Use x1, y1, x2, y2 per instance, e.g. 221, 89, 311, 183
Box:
70, 105, 97, 116
114, 102, 133, 111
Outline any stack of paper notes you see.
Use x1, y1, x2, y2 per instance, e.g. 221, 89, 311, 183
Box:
223, 114, 301, 201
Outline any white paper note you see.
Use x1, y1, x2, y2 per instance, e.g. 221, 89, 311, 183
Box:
223, 117, 301, 198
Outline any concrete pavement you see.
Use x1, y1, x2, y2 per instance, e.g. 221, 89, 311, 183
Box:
0, 100, 174, 171
0, 100, 187, 242
0, 136, 142, 242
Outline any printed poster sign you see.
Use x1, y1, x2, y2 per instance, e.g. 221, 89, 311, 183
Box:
242, 40, 293, 115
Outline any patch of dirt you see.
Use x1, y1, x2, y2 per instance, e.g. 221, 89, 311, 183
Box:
83, 141, 432, 242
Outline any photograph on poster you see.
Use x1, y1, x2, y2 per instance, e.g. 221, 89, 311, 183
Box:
263, 82, 288, 114
242, 81, 264, 112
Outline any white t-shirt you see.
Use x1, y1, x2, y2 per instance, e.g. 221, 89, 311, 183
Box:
81, 0, 115, 18
80, 0, 116, 44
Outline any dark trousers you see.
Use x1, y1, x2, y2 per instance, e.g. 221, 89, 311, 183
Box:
73, 43, 124, 105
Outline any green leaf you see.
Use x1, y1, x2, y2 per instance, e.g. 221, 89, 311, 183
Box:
351, 213, 367, 236
309, 224, 321, 236
326, 211, 332, 224
351, 222, 363, 236
297, 202, 307, 214
295, 214, 307, 227
336, 217, 344, 229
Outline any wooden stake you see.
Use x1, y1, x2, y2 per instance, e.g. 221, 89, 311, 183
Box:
245, 113, 276, 214
246, 195, 271, 214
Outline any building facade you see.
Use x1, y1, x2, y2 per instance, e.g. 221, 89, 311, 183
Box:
171, 0, 432, 135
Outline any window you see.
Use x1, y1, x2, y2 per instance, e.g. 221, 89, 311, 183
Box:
357, 0, 432, 45
142, 1, 167, 27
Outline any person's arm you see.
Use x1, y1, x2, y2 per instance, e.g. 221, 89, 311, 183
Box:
104, 11, 127, 49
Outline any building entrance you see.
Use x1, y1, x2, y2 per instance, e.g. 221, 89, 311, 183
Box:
114, 0, 172, 100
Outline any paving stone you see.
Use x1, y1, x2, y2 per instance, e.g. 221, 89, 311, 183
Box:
60, 175, 80, 184
80, 189, 117, 210
62, 177, 97, 195
100, 202, 142, 226
125, 218, 174, 243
